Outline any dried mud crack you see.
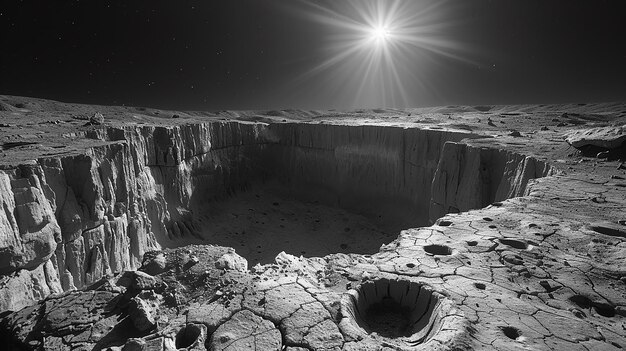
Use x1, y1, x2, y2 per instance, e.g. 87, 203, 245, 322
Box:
0, 95, 625, 350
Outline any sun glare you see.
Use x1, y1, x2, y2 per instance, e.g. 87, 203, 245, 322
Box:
371, 26, 390, 42
290, 0, 468, 108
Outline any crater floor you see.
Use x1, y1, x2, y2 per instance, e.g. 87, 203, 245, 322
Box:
191, 184, 397, 265
0, 95, 625, 351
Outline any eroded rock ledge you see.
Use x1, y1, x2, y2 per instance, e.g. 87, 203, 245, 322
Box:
0, 96, 624, 350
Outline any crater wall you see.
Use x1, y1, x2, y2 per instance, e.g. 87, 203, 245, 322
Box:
429, 141, 556, 222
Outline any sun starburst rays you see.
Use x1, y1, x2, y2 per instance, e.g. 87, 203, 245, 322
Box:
288, 0, 467, 109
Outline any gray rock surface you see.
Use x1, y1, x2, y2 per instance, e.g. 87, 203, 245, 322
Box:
0, 96, 625, 350
566, 125, 626, 149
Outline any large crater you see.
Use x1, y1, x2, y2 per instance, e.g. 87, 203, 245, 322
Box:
0, 117, 555, 306
146, 123, 552, 265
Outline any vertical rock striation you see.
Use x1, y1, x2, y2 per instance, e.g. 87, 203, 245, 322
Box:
429, 141, 556, 222
267, 124, 475, 227
0, 122, 271, 311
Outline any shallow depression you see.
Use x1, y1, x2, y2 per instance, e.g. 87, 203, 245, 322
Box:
339, 279, 465, 349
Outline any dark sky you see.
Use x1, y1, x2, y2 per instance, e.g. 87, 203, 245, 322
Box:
1, 0, 625, 110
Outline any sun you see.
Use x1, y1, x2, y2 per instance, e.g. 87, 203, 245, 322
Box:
370, 26, 390, 42
287, 0, 468, 109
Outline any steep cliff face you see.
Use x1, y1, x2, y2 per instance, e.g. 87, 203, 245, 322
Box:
0, 122, 272, 311
429, 141, 556, 222
0, 121, 555, 311
266, 124, 475, 228
0, 170, 62, 310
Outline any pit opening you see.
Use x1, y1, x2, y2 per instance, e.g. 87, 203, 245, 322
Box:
501, 326, 522, 340
474, 282, 486, 290
341, 279, 446, 346
175, 323, 204, 349
423, 244, 453, 256
365, 297, 412, 337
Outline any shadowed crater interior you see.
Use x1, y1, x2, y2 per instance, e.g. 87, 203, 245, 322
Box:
137, 123, 554, 266
588, 223, 626, 238
501, 326, 522, 340
423, 244, 453, 256
175, 323, 204, 349
340, 279, 466, 348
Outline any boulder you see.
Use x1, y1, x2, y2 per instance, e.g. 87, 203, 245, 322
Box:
215, 249, 248, 272
565, 125, 626, 149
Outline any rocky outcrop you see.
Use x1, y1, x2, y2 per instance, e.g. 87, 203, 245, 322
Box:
0, 122, 272, 311
565, 125, 626, 149
0, 172, 61, 274
0, 170, 63, 311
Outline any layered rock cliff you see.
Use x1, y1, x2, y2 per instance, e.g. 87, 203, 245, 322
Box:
0, 121, 555, 311
0, 122, 271, 311
429, 141, 556, 222
267, 124, 477, 228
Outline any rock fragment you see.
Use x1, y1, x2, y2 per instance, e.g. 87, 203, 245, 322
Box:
140, 252, 168, 276
508, 130, 521, 137
565, 125, 626, 149
130, 271, 159, 290
215, 249, 248, 272
90, 112, 105, 125
128, 296, 157, 332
